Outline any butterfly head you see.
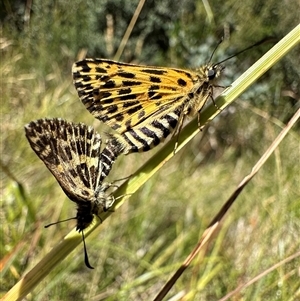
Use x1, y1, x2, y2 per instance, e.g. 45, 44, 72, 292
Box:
207, 63, 225, 81
93, 188, 115, 215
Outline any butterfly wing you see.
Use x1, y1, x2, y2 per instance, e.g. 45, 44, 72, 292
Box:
25, 118, 104, 204
72, 59, 200, 134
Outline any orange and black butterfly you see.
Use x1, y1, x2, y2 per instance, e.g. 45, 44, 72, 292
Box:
72, 58, 224, 154
72, 39, 265, 154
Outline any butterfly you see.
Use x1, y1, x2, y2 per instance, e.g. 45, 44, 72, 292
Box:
24, 118, 123, 231
72, 58, 224, 154
25, 118, 122, 267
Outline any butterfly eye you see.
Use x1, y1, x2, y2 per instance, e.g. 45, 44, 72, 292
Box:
207, 69, 216, 80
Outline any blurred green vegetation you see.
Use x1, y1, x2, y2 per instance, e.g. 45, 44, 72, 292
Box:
1, 0, 299, 300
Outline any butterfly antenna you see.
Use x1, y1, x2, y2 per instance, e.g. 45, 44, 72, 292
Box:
216, 37, 274, 65
208, 37, 224, 63
82, 230, 94, 269
44, 217, 77, 228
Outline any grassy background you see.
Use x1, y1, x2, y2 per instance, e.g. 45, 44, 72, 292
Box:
1, 0, 299, 300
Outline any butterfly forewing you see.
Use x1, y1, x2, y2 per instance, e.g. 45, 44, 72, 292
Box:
73, 58, 223, 153
73, 59, 199, 130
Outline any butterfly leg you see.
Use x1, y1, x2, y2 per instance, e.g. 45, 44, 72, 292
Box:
172, 110, 187, 155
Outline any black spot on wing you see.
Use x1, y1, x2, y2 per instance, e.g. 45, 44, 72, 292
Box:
118, 88, 132, 95
127, 105, 143, 115
75, 61, 92, 72
117, 87, 137, 100
81, 75, 92, 82
76, 140, 84, 156
90, 148, 98, 158
123, 101, 140, 108
150, 76, 161, 83
70, 141, 76, 153
69, 168, 77, 179
102, 81, 116, 88
76, 164, 90, 187
64, 146, 72, 160
98, 91, 112, 99
149, 85, 159, 90
44, 149, 59, 165
75, 82, 88, 91
120, 94, 137, 101
107, 105, 118, 114
122, 80, 141, 86
141, 69, 167, 75
95, 67, 107, 73
102, 97, 114, 104
79, 125, 85, 137
115, 113, 124, 121
117, 71, 136, 78
177, 78, 187, 86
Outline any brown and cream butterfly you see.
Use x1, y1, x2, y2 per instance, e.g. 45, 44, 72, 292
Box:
25, 118, 122, 268
25, 118, 123, 230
